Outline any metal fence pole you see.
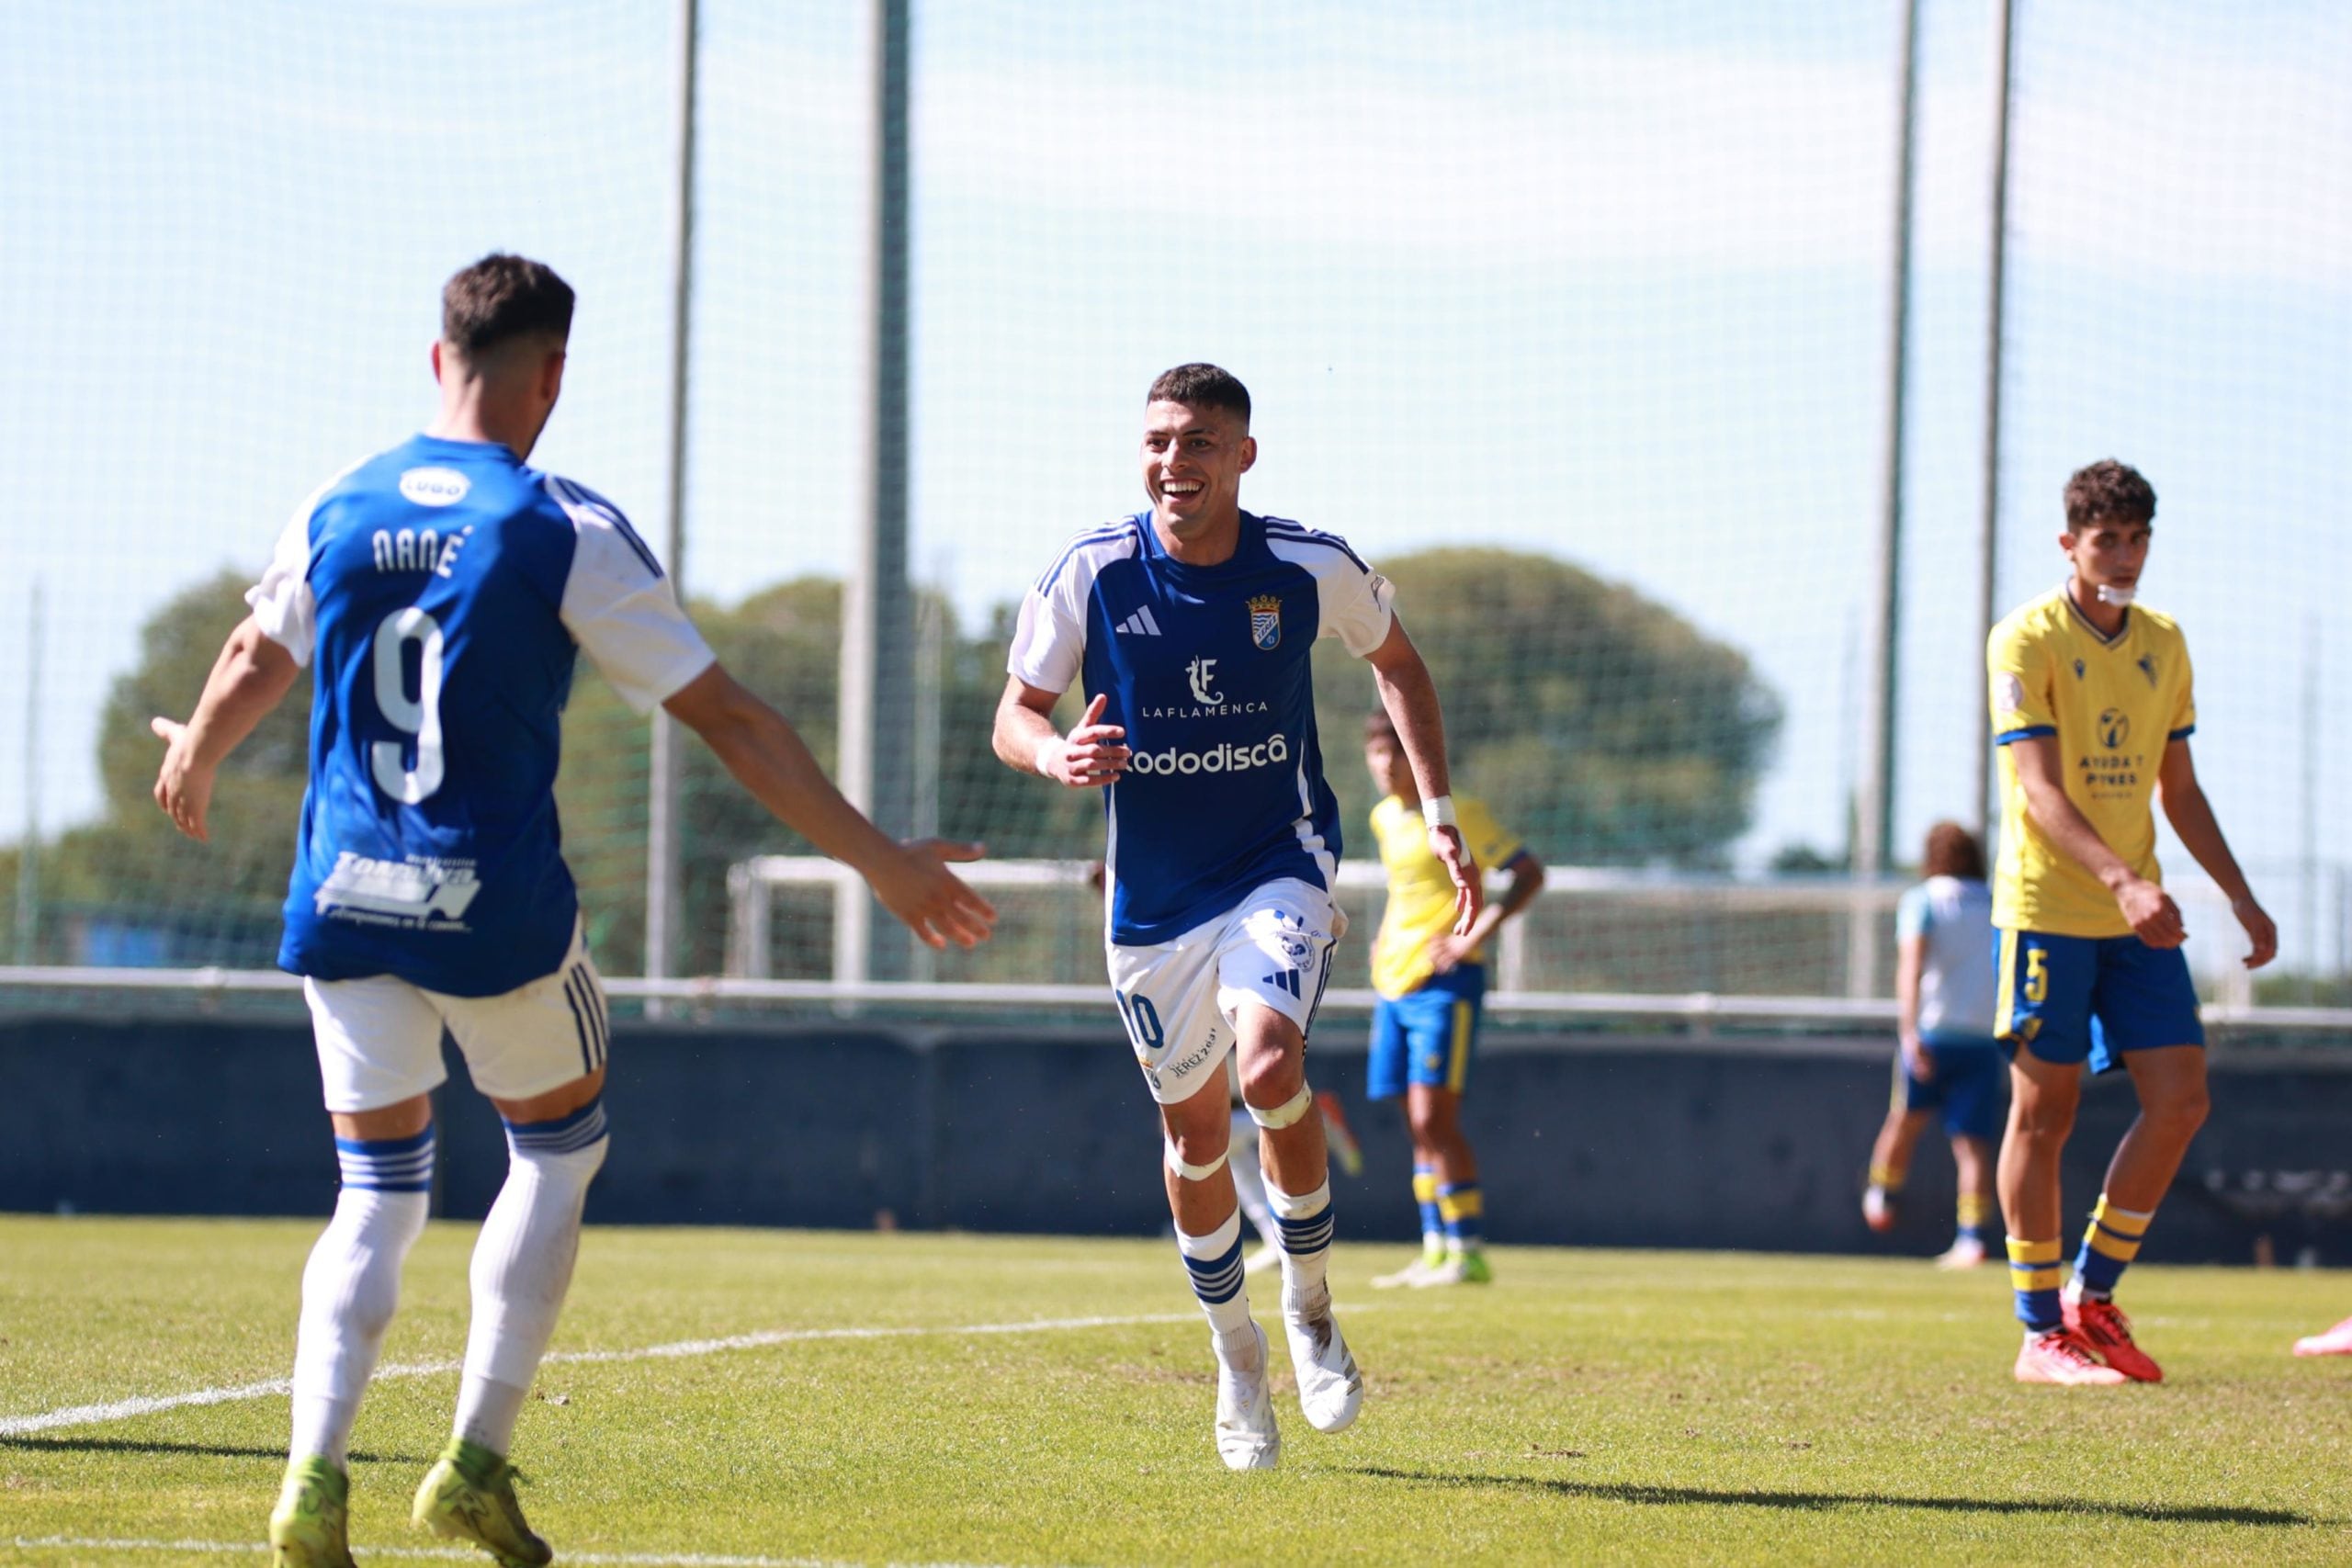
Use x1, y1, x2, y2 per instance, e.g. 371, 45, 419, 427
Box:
14, 581, 40, 965
836, 0, 916, 988
644, 0, 699, 999
1849, 0, 1919, 999
1972, 0, 2017, 840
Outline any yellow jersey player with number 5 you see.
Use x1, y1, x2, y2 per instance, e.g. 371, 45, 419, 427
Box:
1986, 459, 2275, 1387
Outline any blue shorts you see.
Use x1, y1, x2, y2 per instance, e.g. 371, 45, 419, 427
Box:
1994, 929, 2204, 1074
1892, 1036, 2005, 1143
1368, 965, 1486, 1100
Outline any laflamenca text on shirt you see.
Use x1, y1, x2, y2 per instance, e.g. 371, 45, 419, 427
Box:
1125, 733, 1290, 776
314, 852, 482, 929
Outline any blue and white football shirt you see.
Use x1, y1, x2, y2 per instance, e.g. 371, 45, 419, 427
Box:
1009, 511, 1395, 945
246, 434, 715, 997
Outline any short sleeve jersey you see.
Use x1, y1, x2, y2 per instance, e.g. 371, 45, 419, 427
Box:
1986, 586, 2195, 937
1368, 793, 1522, 999
247, 434, 716, 996
1008, 512, 1395, 945
1894, 875, 1996, 1041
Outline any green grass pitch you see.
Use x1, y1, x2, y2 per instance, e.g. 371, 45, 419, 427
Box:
4, 1215, 2350, 1565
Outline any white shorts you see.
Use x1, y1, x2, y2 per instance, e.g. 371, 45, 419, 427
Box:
303, 923, 611, 1113
1106, 878, 1345, 1105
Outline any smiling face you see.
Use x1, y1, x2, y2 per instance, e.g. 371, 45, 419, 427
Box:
2062, 516, 2152, 603
1140, 399, 1255, 545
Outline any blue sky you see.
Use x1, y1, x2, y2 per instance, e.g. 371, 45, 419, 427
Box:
3, 1, 2346, 972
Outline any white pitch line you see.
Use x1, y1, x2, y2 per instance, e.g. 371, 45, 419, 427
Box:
0, 1311, 1204, 1438
8, 1540, 1017, 1568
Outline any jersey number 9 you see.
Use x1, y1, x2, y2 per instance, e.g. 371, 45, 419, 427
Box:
371, 607, 446, 804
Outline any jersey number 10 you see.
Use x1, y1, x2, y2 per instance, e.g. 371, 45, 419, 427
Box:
371, 607, 446, 804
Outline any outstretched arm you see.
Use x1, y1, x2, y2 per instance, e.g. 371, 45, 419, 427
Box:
2156, 739, 2276, 969
2010, 733, 2183, 948
151, 615, 302, 841
665, 664, 995, 950
1363, 618, 1481, 934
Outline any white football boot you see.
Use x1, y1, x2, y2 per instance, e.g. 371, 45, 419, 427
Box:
1282, 1281, 1364, 1434
1212, 1323, 1282, 1471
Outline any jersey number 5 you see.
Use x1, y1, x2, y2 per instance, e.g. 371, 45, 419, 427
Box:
371, 607, 446, 804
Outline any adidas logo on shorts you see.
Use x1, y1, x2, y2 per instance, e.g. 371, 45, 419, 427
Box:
1261, 968, 1303, 998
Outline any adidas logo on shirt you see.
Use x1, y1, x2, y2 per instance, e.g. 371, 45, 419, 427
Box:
1115, 607, 1164, 637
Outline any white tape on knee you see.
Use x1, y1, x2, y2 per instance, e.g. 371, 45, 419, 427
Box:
1165, 1141, 1230, 1181
1247, 1084, 1314, 1131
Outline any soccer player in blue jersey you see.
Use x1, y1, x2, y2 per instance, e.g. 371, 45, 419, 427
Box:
152, 254, 995, 1566
993, 364, 1479, 1471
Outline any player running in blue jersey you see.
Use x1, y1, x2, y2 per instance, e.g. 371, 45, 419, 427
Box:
993, 364, 1479, 1471
152, 254, 995, 1567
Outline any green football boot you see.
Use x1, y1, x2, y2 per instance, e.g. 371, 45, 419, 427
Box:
268, 1454, 356, 1568
1414, 1247, 1494, 1286
412, 1437, 552, 1567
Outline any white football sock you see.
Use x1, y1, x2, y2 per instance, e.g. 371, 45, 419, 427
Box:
1268, 1179, 1334, 1311
454, 1098, 608, 1457
1176, 1211, 1255, 1337
289, 1130, 435, 1466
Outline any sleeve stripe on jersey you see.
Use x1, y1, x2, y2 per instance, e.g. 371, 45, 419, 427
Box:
1994, 725, 2057, 745
2168, 725, 2195, 740
1036, 521, 1139, 593
1261, 516, 1371, 573
546, 475, 664, 581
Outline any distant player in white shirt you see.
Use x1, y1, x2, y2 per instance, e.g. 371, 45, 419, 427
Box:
152, 254, 995, 1566
1860, 822, 2002, 1269
993, 364, 1478, 1470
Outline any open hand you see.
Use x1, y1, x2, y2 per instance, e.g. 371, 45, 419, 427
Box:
150, 716, 215, 842
2232, 896, 2278, 970
1430, 824, 1483, 936
1037, 694, 1130, 788
871, 838, 998, 950
1900, 1032, 1935, 1081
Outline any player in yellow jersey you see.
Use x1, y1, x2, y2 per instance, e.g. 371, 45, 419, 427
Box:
1360, 711, 1546, 1288
1987, 459, 2275, 1386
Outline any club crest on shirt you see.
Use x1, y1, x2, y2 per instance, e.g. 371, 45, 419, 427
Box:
2136, 653, 2159, 688
1248, 593, 1282, 650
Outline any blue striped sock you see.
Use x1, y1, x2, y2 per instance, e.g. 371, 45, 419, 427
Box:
1175, 1212, 1251, 1336
1269, 1179, 1334, 1308
334, 1126, 436, 1193
1438, 1180, 1484, 1252
2008, 1237, 2064, 1332
503, 1095, 608, 1158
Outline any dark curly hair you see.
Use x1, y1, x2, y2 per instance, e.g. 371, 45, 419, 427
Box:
2063, 459, 2155, 534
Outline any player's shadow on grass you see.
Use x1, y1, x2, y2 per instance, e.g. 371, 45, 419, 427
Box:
1, 1435, 430, 1466
1355, 1468, 2315, 1528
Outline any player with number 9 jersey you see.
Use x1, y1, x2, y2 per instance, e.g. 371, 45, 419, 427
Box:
250, 434, 711, 997
154, 255, 996, 1564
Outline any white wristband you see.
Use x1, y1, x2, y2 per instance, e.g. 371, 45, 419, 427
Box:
1035, 735, 1061, 777
1422, 794, 1456, 829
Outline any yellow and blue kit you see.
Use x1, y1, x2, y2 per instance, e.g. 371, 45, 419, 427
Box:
1986, 586, 2204, 1073
1365, 794, 1523, 1100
